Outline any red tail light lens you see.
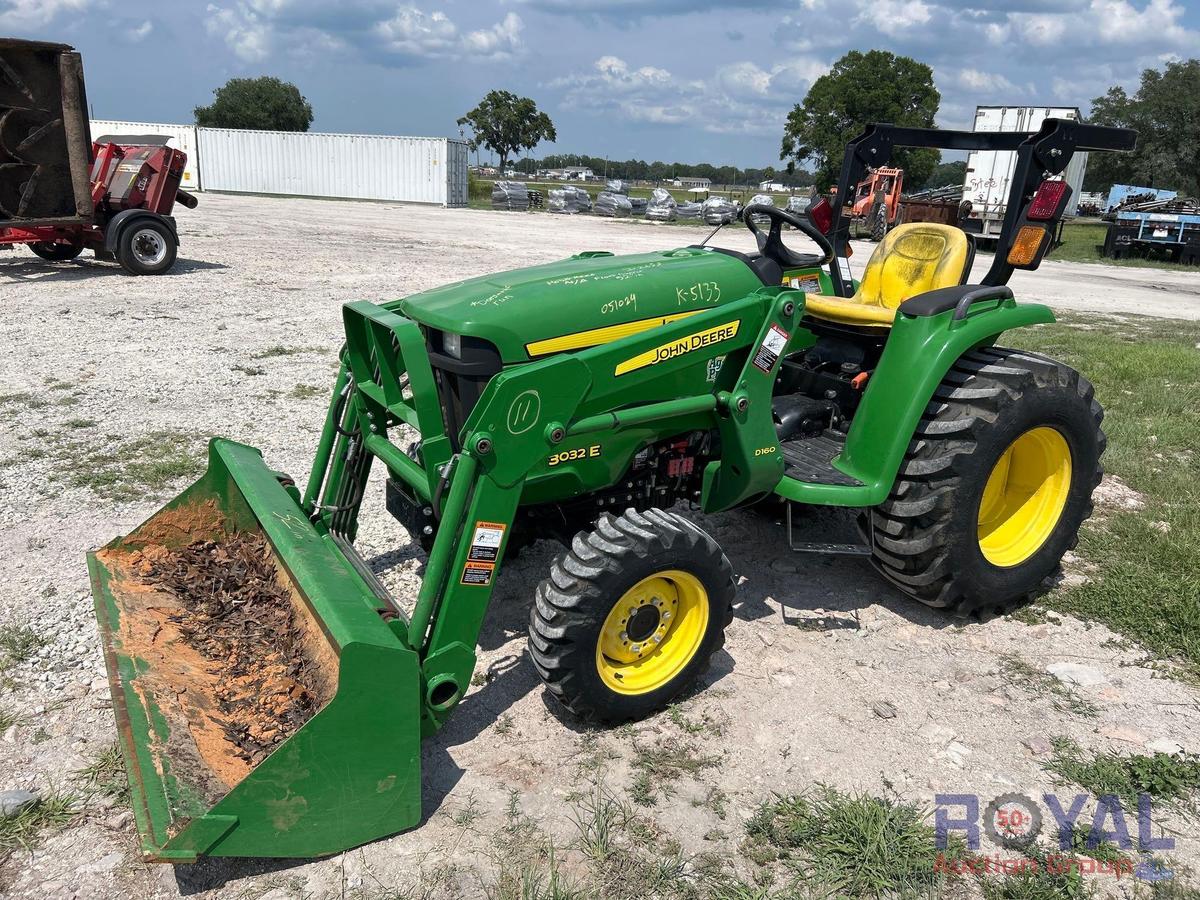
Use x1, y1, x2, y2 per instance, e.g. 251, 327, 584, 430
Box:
808, 197, 833, 234
1028, 180, 1069, 221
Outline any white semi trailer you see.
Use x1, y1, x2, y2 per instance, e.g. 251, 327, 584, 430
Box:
962, 106, 1088, 244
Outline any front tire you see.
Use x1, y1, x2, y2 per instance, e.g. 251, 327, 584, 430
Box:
870, 203, 888, 242
30, 241, 83, 261
864, 347, 1104, 618
117, 220, 177, 275
529, 508, 735, 723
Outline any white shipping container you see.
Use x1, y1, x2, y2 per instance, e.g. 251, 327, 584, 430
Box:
89, 119, 201, 191
196, 128, 468, 207
962, 106, 1088, 240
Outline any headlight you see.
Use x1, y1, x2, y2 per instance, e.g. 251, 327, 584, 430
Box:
443, 332, 462, 359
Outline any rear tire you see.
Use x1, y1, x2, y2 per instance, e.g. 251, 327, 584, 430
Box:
529, 508, 735, 723
863, 347, 1104, 618
30, 241, 83, 261
117, 220, 177, 275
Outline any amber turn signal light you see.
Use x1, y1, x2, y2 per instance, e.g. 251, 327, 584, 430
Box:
1007, 225, 1049, 266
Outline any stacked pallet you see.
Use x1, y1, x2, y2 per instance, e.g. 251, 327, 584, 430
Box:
702, 197, 737, 225
646, 187, 677, 222
491, 181, 530, 211
595, 191, 633, 217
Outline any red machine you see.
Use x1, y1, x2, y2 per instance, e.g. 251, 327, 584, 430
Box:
0, 38, 195, 275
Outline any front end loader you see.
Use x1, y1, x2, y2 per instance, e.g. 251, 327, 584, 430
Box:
89, 118, 1136, 861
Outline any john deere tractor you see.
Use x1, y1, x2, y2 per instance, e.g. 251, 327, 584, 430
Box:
89, 120, 1135, 860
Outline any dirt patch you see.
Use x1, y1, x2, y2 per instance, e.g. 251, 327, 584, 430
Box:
126, 498, 225, 549
96, 519, 337, 809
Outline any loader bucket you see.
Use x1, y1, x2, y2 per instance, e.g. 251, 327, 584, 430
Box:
87, 438, 424, 861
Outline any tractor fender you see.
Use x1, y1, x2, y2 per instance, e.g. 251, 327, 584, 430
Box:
776, 295, 1054, 507
103, 210, 178, 253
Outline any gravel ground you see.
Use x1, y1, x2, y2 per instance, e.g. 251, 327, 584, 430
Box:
1, 194, 1198, 899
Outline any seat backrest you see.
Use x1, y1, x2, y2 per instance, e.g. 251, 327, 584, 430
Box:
852, 223, 972, 311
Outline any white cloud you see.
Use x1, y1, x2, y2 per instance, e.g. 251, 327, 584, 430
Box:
955, 68, 1018, 93
462, 12, 524, 60
853, 0, 932, 36
994, 0, 1194, 49
552, 54, 826, 136
0, 0, 86, 28
206, 3, 271, 63
130, 20, 154, 42
202, 2, 525, 64
374, 8, 460, 56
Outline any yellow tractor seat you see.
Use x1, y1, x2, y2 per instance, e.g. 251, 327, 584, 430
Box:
804, 223, 974, 327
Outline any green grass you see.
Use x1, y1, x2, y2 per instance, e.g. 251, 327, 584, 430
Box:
1012, 317, 1200, 678
53, 430, 203, 502
1045, 737, 1200, 811
252, 344, 319, 359
0, 625, 46, 663
74, 743, 130, 803
1048, 221, 1196, 269
978, 847, 1089, 900
289, 383, 325, 400
744, 786, 964, 897
627, 737, 721, 806
997, 653, 1097, 717
0, 707, 23, 730
0, 790, 79, 857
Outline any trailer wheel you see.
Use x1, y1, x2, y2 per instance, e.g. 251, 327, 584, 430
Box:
529, 508, 735, 723
30, 241, 83, 262
117, 220, 176, 275
863, 348, 1104, 619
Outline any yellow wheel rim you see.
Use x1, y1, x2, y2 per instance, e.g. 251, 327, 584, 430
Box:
977, 427, 1073, 567
595, 570, 709, 695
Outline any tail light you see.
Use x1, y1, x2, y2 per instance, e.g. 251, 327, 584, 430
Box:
1027, 179, 1071, 221
1007, 225, 1049, 266
808, 197, 833, 234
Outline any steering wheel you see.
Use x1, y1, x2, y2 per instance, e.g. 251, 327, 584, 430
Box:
742, 203, 835, 269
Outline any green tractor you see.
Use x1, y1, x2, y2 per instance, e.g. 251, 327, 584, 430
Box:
89, 120, 1135, 860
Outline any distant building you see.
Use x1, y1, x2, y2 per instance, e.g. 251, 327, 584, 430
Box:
535, 167, 594, 180
673, 177, 712, 188
759, 180, 786, 192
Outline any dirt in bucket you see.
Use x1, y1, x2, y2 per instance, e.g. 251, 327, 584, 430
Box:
138, 534, 328, 769
97, 512, 337, 806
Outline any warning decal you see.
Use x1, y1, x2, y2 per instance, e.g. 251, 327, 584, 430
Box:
786, 273, 820, 293
752, 323, 790, 374
460, 521, 507, 586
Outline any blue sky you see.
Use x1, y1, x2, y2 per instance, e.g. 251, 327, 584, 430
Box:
4, 0, 1197, 167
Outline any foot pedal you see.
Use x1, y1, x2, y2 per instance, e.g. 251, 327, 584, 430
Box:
785, 504, 872, 556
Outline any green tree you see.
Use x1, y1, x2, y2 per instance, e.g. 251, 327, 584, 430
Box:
1085, 59, 1200, 196
922, 160, 967, 191
780, 50, 941, 190
457, 90, 556, 171
194, 77, 313, 131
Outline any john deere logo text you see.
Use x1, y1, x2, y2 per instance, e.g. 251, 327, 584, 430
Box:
615, 321, 740, 376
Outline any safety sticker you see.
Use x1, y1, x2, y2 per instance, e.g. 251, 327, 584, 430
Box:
752, 323, 790, 374
460, 521, 507, 585
785, 273, 820, 293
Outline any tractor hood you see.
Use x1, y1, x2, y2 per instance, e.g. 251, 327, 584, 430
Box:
394, 247, 765, 363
